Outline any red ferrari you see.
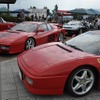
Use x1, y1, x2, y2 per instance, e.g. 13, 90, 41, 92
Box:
18, 31, 100, 97
0, 21, 66, 54
0, 17, 15, 31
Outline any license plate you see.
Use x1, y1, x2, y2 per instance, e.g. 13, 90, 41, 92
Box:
19, 70, 22, 80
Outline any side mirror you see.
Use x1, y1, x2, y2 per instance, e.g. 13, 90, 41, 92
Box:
37, 29, 44, 32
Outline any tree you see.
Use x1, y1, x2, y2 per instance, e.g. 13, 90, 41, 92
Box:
47, 9, 51, 16
33, 6, 36, 9
52, 4, 59, 22
54, 4, 58, 12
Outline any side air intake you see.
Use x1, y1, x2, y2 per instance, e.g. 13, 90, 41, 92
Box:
57, 44, 72, 52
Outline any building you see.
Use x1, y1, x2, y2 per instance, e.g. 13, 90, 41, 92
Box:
28, 8, 47, 18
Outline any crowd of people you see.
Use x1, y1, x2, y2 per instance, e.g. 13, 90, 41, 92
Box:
82, 16, 100, 30
16, 10, 100, 31
17, 10, 46, 23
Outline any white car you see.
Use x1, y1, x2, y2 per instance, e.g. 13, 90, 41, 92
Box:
63, 20, 89, 36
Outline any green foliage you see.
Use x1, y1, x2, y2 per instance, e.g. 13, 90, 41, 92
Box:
0, 14, 17, 22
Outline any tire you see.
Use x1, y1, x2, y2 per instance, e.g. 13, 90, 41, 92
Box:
25, 38, 35, 50
58, 33, 64, 43
79, 29, 82, 34
66, 66, 95, 97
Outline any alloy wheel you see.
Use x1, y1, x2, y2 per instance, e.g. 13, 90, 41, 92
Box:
25, 38, 35, 50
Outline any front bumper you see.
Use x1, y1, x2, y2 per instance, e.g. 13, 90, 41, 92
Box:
17, 56, 67, 95
0, 42, 24, 54
0, 44, 10, 53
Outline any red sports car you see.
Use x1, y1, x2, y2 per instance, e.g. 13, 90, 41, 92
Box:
0, 17, 15, 31
18, 31, 100, 97
0, 21, 66, 54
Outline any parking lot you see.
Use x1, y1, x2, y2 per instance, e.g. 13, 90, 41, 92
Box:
0, 49, 100, 100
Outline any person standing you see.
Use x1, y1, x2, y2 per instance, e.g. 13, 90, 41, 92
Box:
31, 14, 34, 21
17, 10, 25, 23
93, 18, 98, 30
20, 10, 25, 22
57, 14, 63, 24
17, 12, 21, 23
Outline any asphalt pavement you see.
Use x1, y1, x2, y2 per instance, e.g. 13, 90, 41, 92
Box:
0, 37, 100, 100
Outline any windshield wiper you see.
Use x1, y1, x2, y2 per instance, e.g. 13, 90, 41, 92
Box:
67, 44, 83, 51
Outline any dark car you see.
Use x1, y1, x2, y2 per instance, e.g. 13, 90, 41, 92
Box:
63, 20, 90, 36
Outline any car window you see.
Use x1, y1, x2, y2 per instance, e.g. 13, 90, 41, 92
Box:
47, 24, 53, 30
11, 22, 38, 32
38, 24, 48, 32
66, 32, 100, 55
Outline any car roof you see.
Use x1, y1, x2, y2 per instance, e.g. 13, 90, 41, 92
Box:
86, 30, 100, 35
22, 21, 46, 25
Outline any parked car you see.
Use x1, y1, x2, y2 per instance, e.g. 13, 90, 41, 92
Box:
62, 16, 74, 22
0, 17, 15, 31
18, 30, 100, 96
63, 20, 90, 36
0, 21, 66, 54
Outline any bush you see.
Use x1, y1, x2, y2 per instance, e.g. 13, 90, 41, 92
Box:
0, 14, 17, 22
0, 14, 32, 23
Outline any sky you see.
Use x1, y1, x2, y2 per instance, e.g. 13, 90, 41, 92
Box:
0, 0, 100, 11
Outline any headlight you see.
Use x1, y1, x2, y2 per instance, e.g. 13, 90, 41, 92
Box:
25, 76, 33, 85
0, 46, 9, 50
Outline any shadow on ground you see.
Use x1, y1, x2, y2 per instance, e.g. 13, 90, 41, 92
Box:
0, 53, 19, 62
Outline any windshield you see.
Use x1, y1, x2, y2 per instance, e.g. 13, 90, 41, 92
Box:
11, 22, 38, 32
67, 21, 80, 25
65, 31, 100, 55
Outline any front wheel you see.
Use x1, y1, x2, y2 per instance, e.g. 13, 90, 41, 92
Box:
66, 67, 95, 97
79, 29, 82, 34
58, 33, 64, 43
25, 38, 35, 50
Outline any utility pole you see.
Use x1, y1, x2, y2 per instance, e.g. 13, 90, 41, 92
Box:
0, 0, 16, 15
7, 3, 10, 15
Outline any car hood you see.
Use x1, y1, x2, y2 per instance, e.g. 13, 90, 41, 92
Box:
63, 24, 80, 29
0, 31, 34, 44
18, 43, 92, 77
